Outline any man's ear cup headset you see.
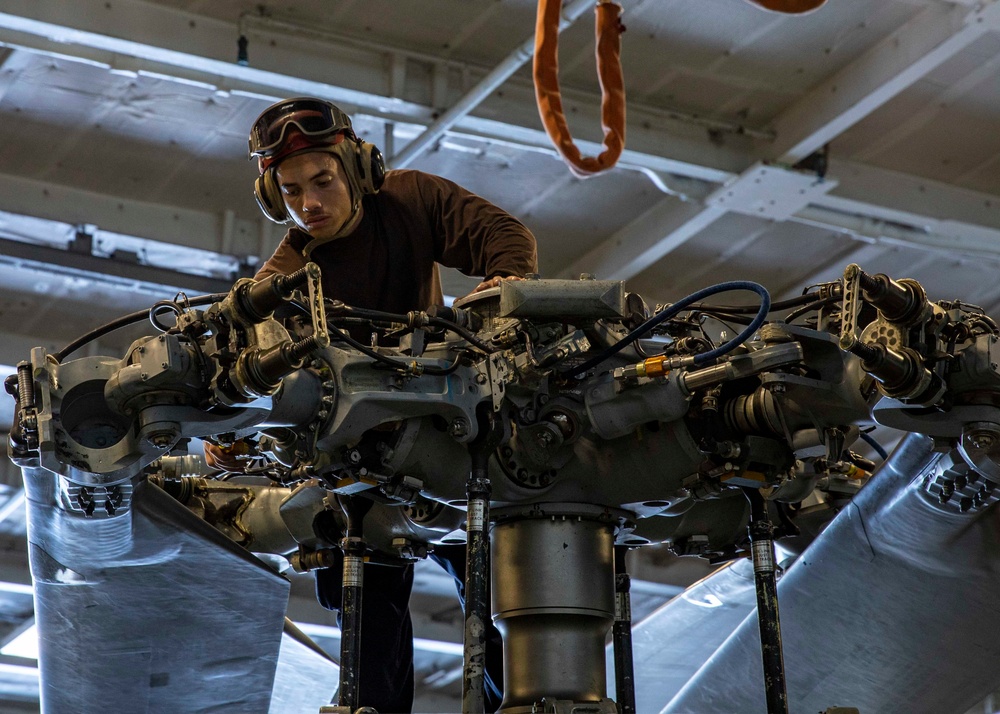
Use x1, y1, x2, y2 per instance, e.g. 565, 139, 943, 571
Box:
253, 137, 385, 224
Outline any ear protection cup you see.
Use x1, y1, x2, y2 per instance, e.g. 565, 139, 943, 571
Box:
354, 139, 385, 195
252, 137, 383, 224
254, 168, 289, 224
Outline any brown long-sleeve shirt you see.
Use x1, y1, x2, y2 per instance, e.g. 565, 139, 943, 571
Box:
255, 169, 537, 312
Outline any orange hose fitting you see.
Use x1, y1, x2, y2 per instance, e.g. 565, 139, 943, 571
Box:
637, 355, 669, 379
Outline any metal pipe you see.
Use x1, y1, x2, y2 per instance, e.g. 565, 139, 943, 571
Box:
612, 545, 636, 714
391, 0, 595, 169
462, 440, 492, 714
743, 488, 788, 714
338, 497, 371, 711
492, 516, 615, 710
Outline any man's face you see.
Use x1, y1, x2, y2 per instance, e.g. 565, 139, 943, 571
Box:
275, 151, 354, 239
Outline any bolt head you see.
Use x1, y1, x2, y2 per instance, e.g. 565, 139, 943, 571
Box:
449, 418, 470, 438
972, 435, 995, 449
150, 434, 172, 449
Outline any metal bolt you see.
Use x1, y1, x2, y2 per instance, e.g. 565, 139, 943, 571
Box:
971, 434, 995, 449
347, 449, 362, 464
449, 418, 470, 438
476, 373, 487, 384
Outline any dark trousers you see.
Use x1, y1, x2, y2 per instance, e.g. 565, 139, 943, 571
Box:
315, 544, 504, 713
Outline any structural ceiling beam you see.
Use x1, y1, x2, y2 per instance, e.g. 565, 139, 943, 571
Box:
0, 236, 235, 295
0, 172, 269, 261
3, 0, 1000, 284
569, 0, 1000, 282
390, 0, 593, 168
0, 0, 755, 181
768, 0, 1000, 164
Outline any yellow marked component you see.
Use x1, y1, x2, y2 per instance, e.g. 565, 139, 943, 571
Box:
843, 464, 869, 480
638, 355, 670, 379
721, 470, 768, 483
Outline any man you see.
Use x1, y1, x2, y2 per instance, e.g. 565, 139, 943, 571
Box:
247, 97, 536, 712
249, 97, 535, 303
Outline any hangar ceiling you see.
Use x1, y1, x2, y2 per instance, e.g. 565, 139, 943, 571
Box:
2, 0, 1000, 711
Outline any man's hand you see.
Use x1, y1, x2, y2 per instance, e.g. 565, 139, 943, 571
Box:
472, 275, 526, 293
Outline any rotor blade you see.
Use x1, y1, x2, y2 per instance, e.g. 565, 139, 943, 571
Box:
664, 433, 1000, 713
26, 479, 291, 713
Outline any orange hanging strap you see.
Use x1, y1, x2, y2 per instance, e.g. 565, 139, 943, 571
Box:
745, 0, 827, 14
534, 0, 626, 179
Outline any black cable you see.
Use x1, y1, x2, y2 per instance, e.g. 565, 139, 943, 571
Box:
694, 310, 755, 327
327, 302, 408, 324
782, 295, 839, 325
329, 324, 462, 376
425, 317, 496, 353
686, 292, 819, 315
55, 292, 228, 362
327, 301, 496, 353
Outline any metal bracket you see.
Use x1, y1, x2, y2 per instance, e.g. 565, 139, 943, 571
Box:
839, 263, 863, 352
479, 352, 514, 412
705, 162, 837, 221
304, 262, 330, 349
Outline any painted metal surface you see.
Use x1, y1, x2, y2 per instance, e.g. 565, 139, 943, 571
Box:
663, 434, 1000, 713
26, 480, 291, 713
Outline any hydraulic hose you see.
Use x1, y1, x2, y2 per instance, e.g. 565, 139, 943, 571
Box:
860, 431, 889, 461
566, 280, 771, 377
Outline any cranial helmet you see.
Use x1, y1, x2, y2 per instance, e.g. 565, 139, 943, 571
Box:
248, 97, 385, 224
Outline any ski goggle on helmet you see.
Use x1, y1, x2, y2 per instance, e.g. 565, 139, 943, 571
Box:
248, 98, 354, 159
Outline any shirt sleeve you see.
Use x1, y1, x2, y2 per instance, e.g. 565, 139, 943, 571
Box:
408, 170, 538, 279
253, 232, 307, 281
